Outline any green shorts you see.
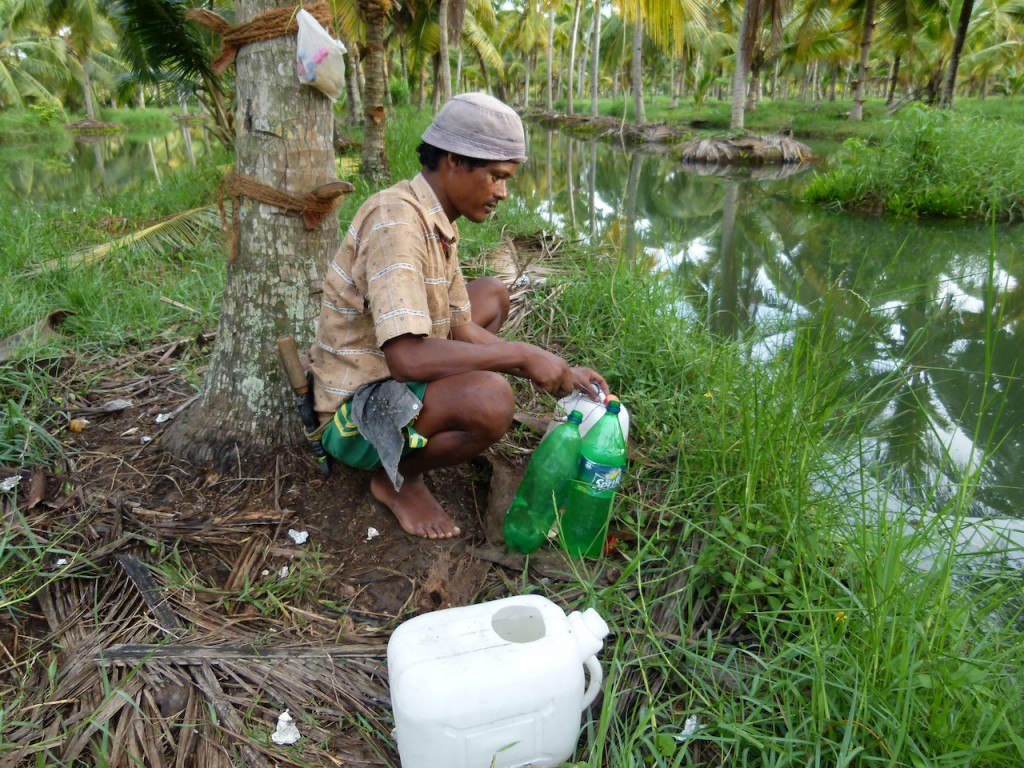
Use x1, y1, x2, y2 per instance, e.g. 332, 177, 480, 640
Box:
320, 381, 428, 470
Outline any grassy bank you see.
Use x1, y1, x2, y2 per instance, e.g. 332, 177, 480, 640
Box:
549, 94, 1024, 144
803, 104, 1024, 221
531, 252, 1024, 765
3, 106, 1023, 766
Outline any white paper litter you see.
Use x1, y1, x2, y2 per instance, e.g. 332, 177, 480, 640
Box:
140, 436, 153, 444
99, 399, 133, 412
279, 566, 290, 578
55, 558, 69, 566
270, 710, 301, 745
674, 715, 704, 742
366, 527, 380, 542
155, 413, 172, 424
0, 475, 22, 492
288, 529, 309, 545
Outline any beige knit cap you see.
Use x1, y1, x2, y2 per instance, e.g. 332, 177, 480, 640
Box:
421, 92, 527, 163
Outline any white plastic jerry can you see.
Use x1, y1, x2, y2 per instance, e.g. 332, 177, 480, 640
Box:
546, 391, 631, 442
387, 594, 610, 768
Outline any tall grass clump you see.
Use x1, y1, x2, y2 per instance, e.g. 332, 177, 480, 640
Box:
1, 149, 228, 467
517, 254, 1024, 766
804, 104, 1024, 221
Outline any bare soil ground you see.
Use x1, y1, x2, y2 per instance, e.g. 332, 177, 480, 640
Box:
1, 333, 616, 767
0, 238, 638, 765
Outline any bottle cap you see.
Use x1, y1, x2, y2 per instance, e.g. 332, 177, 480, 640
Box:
605, 395, 620, 412
568, 409, 584, 424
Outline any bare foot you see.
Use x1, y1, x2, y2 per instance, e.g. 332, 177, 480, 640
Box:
370, 471, 461, 539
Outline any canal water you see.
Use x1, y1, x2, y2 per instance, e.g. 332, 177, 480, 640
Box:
512, 128, 1022, 523
3, 124, 1021, 525
0, 123, 213, 202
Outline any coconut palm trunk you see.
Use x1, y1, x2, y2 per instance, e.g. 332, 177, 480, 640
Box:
567, 0, 582, 114
631, 15, 645, 123
850, 0, 876, 121
359, 0, 390, 180
940, 0, 975, 107
162, 0, 340, 468
590, 0, 602, 116
438, 0, 452, 102
546, 3, 555, 110
730, 0, 758, 130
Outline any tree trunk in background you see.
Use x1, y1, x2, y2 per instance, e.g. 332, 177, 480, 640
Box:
631, 16, 645, 123
730, 0, 757, 130
524, 54, 531, 107
163, 0, 340, 469
438, 0, 452, 103
546, 5, 555, 110
345, 44, 362, 124
590, 0, 602, 116
886, 55, 900, 105
940, 0, 975, 107
717, 182, 740, 338
360, 0, 390, 180
77, 51, 97, 121
567, 0, 582, 114
850, 0, 876, 121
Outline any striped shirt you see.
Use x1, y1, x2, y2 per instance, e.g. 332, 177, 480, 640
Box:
309, 173, 472, 416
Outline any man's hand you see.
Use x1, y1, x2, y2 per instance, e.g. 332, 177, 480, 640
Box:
518, 345, 608, 401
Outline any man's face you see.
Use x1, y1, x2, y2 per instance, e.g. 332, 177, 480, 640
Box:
448, 160, 520, 223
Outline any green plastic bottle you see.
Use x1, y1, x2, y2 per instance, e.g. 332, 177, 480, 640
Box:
561, 397, 627, 558
503, 410, 585, 554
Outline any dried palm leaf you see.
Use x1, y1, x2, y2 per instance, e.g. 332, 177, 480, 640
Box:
26, 206, 224, 276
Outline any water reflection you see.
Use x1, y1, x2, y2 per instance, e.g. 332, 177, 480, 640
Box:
0, 125, 211, 203
514, 128, 1023, 518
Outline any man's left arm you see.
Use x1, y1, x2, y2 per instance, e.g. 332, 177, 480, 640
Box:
450, 321, 501, 345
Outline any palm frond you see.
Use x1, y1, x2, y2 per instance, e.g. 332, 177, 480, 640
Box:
27, 205, 224, 276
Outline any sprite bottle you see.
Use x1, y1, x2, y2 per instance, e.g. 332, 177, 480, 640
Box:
561, 397, 627, 558
503, 410, 584, 554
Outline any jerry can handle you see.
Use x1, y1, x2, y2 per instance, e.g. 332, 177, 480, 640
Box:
581, 655, 603, 710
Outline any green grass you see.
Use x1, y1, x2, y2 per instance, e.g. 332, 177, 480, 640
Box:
3, 102, 1024, 767
0, 142, 229, 467
516, 254, 1024, 766
547, 93, 1024, 148
804, 103, 1024, 221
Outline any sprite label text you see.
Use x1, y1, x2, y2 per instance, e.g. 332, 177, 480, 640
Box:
578, 457, 623, 492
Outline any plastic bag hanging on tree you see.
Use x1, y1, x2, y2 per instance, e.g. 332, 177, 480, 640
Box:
295, 9, 346, 101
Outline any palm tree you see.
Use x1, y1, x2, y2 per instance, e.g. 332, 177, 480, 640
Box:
163, 0, 342, 467
359, 0, 392, 180
107, 0, 232, 145
9, 0, 118, 121
850, 0, 877, 120
590, 0, 602, 115
939, 0, 976, 105
0, 12, 67, 108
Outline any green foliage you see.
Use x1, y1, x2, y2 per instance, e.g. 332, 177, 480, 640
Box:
390, 76, 411, 107
27, 100, 68, 125
0, 150, 226, 464
804, 104, 1024, 221
98, 106, 177, 130
512, 255, 1024, 766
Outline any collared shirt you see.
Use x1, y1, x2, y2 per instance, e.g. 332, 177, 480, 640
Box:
309, 173, 473, 415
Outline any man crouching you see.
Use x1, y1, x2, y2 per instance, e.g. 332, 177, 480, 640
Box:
309, 93, 606, 539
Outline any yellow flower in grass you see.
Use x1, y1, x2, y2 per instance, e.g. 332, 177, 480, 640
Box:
704, 391, 714, 398
834, 611, 847, 624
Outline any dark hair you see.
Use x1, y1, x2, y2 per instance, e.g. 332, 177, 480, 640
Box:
416, 142, 493, 171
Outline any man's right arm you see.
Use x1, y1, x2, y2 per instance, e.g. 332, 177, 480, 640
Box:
383, 334, 606, 400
